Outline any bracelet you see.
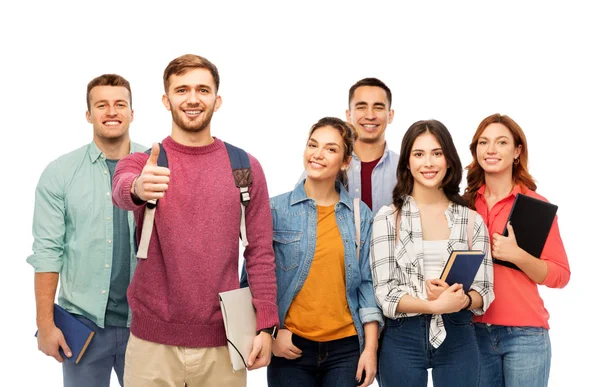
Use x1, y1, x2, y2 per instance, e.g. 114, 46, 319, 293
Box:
462, 292, 473, 311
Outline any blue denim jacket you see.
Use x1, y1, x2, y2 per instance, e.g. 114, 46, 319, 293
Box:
271, 181, 383, 352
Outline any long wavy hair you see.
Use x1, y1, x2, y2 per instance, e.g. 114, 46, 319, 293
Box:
463, 113, 537, 208
392, 120, 467, 212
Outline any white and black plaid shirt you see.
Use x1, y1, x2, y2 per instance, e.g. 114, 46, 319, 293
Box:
370, 197, 494, 348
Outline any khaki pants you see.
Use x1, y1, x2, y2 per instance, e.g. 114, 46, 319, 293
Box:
124, 334, 246, 387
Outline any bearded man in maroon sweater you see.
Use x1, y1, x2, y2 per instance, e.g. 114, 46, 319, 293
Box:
112, 54, 279, 386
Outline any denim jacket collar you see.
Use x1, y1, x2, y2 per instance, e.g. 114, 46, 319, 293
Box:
291, 179, 353, 211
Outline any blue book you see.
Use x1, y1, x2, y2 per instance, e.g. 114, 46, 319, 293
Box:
34, 304, 95, 364
440, 250, 485, 290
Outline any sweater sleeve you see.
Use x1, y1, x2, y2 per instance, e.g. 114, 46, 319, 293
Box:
243, 155, 280, 330
112, 152, 148, 210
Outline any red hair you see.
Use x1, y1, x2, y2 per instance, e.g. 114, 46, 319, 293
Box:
464, 113, 536, 208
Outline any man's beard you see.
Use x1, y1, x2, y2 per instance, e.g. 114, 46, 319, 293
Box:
171, 104, 215, 133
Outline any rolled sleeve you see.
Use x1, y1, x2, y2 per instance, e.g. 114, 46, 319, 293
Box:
540, 217, 571, 289
370, 210, 407, 319
470, 215, 495, 315
357, 206, 383, 326
27, 161, 65, 273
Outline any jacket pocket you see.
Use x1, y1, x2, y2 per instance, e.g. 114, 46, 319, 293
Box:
273, 231, 302, 271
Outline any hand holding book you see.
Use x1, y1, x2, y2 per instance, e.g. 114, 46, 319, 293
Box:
36, 324, 73, 363
492, 222, 522, 265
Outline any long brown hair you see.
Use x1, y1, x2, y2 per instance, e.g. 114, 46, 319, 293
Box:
464, 113, 537, 208
392, 120, 467, 211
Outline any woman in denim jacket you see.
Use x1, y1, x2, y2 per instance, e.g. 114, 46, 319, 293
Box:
371, 120, 495, 387
267, 117, 384, 387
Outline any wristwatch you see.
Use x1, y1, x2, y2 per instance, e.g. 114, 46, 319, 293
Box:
258, 325, 278, 339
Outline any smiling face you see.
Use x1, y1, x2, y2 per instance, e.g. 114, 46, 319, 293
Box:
162, 68, 222, 134
476, 122, 522, 177
346, 85, 394, 145
408, 132, 448, 191
86, 85, 133, 142
304, 125, 351, 184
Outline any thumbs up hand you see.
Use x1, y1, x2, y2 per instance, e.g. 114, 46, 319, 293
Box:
131, 143, 171, 202
491, 222, 521, 263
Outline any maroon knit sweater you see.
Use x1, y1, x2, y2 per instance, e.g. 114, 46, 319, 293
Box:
112, 136, 279, 347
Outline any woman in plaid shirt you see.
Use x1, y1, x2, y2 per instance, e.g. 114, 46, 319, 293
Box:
371, 119, 494, 387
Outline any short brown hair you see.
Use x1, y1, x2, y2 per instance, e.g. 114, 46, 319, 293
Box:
163, 54, 220, 93
86, 74, 132, 111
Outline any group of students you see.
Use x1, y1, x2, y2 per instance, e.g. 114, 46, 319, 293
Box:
28, 53, 571, 387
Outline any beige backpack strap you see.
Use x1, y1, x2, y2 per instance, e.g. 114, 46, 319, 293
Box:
354, 198, 360, 261
467, 209, 476, 250
136, 199, 157, 259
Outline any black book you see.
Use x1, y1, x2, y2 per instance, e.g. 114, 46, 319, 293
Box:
495, 193, 558, 271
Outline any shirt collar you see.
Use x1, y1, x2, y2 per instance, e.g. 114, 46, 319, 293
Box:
291, 179, 353, 210
87, 140, 136, 163
351, 142, 391, 162
476, 183, 523, 199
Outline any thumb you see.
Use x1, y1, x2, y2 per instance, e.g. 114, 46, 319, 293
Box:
507, 221, 515, 237
146, 143, 160, 166
58, 335, 72, 358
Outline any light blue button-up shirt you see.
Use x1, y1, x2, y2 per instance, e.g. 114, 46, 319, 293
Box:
346, 143, 399, 214
27, 140, 146, 328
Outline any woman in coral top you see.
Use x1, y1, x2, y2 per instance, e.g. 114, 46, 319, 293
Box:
463, 113, 571, 387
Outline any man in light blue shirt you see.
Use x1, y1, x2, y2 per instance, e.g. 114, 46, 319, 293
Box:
345, 78, 398, 214
27, 74, 146, 387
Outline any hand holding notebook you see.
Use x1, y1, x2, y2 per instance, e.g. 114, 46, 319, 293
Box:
34, 304, 95, 364
494, 193, 558, 271
439, 250, 485, 290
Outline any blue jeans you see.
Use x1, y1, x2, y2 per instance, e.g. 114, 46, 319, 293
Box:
267, 334, 360, 387
475, 323, 551, 387
62, 315, 130, 387
378, 311, 479, 387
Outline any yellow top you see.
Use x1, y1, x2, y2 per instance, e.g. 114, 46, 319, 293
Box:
284, 204, 357, 341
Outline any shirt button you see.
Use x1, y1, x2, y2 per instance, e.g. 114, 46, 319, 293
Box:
355, 188, 360, 193
101, 154, 105, 158
106, 192, 110, 196
105, 264, 110, 268
107, 239, 112, 244
104, 170, 108, 175
101, 290, 107, 294
355, 165, 359, 170
106, 217, 111, 221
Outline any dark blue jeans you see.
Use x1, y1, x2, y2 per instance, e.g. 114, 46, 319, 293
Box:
378, 311, 480, 387
62, 315, 130, 387
267, 334, 360, 387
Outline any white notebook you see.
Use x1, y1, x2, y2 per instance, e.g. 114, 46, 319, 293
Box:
218, 287, 257, 371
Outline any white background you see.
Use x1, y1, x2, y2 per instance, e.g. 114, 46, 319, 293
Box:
1, 1, 597, 386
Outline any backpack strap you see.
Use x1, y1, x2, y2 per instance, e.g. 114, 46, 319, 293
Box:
353, 198, 361, 261
225, 142, 253, 247
137, 143, 167, 259
467, 209, 476, 250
